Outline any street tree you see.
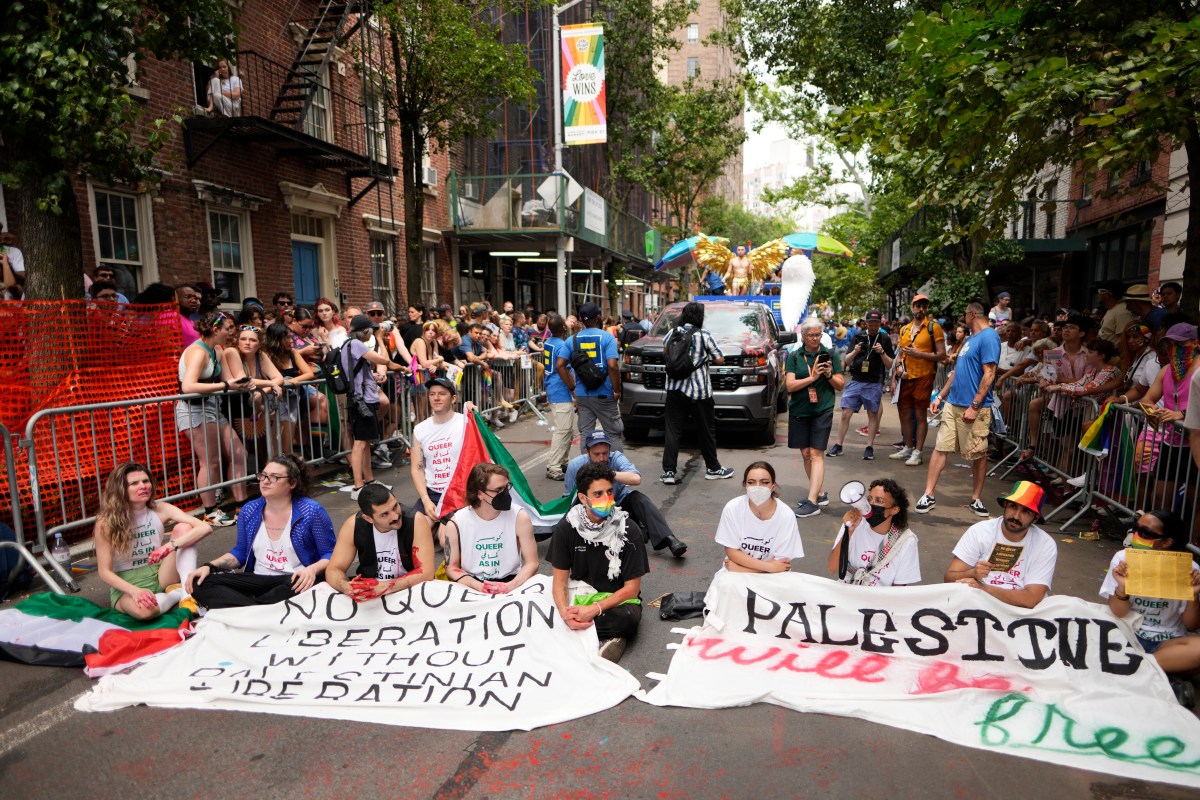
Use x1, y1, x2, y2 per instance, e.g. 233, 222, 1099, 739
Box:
376, 0, 540, 306
696, 196, 794, 248
0, 0, 235, 299
840, 1, 1200, 291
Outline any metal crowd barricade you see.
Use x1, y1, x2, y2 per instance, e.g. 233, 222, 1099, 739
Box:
457, 360, 547, 425
0, 423, 68, 593
988, 380, 1039, 479
1023, 394, 1101, 529
22, 387, 276, 578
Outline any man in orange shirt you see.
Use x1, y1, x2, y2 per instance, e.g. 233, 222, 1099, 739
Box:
890, 295, 946, 466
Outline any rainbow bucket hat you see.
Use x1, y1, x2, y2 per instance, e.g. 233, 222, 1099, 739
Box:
996, 481, 1045, 520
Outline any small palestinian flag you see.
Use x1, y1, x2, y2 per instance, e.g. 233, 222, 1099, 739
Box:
435, 410, 571, 531
0, 592, 191, 672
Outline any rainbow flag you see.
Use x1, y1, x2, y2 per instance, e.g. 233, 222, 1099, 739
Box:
561, 23, 606, 145
1078, 402, 1114, 457
434, 411, 571, 531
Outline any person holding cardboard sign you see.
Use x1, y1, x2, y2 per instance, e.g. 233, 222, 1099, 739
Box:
1100, 509, 1200, 707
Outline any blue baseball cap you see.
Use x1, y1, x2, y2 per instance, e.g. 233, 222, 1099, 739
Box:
583, 430, 612, 450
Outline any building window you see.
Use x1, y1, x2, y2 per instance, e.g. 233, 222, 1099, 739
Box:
1042, 180, 1056, 238
299, 64, 331, 143
90, 186, 155, 291
686, 57, 700, 78
1079, 170, 1093, 205
1132, 159, 1152, 185
291, 214, 324, 239
1021, 189, 1036, 239
208, 209, 252, 304
420, 245, 438, 307
1089, 223, 1151, 284
370, 236, 396, 313
365, 85, 388, 164
687, 23, 699, 44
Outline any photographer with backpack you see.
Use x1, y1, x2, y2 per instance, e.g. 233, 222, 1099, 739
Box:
338, 315, 407, 500
558, 302, 624, 452
659, 302, 734, 485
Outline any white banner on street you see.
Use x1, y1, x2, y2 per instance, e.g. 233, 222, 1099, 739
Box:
640, 571, 1200, 788
78, 577, 639, 731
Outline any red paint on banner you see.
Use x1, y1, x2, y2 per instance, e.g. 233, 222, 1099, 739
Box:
687, 637, 889, 683
911, 661, 1030, 695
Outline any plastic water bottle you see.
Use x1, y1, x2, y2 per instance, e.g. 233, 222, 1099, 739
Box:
50, 533, 71, 568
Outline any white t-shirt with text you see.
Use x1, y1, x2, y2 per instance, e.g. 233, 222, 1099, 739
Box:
952, 517, 1057, 591
715, 496, 805, 562
832, 519, 921, 587
414, 413, 467, 495
252, 515, 301, 576
372, 526, 405, 581
1099, 549, 1199, 643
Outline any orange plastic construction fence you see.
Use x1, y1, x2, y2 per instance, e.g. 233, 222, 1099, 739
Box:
0, 300, 196, 544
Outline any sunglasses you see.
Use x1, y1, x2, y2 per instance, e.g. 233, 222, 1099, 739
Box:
367, 311, 385, 317
277, 300, 293, 307
1129, 524, 1165, 540
239, 325, 261, 333
300, 324, 314, 331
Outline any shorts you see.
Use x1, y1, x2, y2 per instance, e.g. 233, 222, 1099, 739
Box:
1155, 444, 1196, 483
349, 400, 381, 442
841, 380, 883, 413
934, 403, 992, 460
898, 375, 934, 407
278, 388, 301, 424
1137, 634, 1163, 654
110, 563, 163, 606
788, 412, 833, 451
174, 396, 223, 431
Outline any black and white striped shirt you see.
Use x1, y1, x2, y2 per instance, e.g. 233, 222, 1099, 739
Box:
664, 325, 723, 400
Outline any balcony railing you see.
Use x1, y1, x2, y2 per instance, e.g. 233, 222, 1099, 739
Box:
448, 172, 662, 266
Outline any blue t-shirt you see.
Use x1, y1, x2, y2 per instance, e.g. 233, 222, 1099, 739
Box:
563, 450, 638, 503
565, 328, 618, 397
542, 336, 572, 403
703, 269, 726, 291
947, 327, 1001, 408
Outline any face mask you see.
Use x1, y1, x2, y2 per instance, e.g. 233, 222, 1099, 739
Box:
1129, 533, 1159, 550
746, 485, 772, 506
587, 497, 616, 518
868, 504, 889, 522
490, 488, 513, 511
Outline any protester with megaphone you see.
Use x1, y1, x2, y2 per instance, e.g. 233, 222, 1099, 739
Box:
827, 479, 920, 587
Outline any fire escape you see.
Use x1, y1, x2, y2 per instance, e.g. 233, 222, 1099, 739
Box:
185, 0, 395, 210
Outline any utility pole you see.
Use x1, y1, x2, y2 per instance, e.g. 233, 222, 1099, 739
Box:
551, 0, 585, 315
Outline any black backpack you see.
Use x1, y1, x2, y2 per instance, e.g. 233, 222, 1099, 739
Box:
665, 325, 705, 380
569, 335, 608, 391
324, 341, 367, 395
619, 322, 644, 349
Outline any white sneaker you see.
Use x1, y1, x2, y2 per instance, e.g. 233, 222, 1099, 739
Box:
889, 447, 914, 461
508, 407, 520, 423
1066, 473, 1088, 488
905, 451, 923, 466
369, 479, 393, 491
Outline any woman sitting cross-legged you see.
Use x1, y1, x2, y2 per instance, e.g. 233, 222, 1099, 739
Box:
188, 454, 335, 609
95, 462, 214, 619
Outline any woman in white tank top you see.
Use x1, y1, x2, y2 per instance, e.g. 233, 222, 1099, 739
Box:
445, 463, 539, 593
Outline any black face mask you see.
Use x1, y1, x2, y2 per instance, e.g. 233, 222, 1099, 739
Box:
868, 504, 889, 523
490, 488, 513, 511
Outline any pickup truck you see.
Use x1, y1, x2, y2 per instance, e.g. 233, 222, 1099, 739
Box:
619, 300, 797, 445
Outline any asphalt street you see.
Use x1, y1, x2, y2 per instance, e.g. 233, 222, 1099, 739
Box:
1, 408, 1196, 800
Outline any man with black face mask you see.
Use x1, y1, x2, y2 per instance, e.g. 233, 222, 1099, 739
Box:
443, 463, 540, 594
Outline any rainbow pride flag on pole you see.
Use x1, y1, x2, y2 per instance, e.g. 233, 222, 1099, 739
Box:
561, 23, 606, 145
435, 411, 571, 531
1078, 402, 1114, 457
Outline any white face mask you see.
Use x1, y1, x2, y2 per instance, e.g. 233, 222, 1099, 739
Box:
746, 485, 772, 506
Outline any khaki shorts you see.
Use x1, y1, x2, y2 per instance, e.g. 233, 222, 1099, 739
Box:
934, 403, 991, 460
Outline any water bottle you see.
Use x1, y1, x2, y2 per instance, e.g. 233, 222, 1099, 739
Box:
50, 533, 71, 568
927, 389, 941, 428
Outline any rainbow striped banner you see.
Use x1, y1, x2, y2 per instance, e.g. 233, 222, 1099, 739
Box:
561, 23, 606, 145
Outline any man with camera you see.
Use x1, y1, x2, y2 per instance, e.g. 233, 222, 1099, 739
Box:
343, 314, 406, 501
786, 317, 844, 517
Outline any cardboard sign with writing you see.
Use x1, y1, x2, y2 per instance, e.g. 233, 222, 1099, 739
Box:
987, 543, 1024, 574
1126, 548, 1195, 602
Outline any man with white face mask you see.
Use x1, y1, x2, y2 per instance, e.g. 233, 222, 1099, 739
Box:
714, 461, 805, 573
826, 478, 921, 587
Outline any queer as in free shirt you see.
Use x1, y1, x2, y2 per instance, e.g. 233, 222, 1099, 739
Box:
715, 496, 805, 562
832, 519, 921, 587
1099, 549, 1199, 643
413, 413, 467, 495
372, 526, 405, 581
952, 517, 1057, 591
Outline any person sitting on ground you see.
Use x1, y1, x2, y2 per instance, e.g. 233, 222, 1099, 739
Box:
715, 461, 804, 574
444, 464, 539, 594
95, 462, 213, 619
549, 462, 648, 663
1100, 508, 1200, 707
944, 481, 1057, 608
564, 430, 687, 558
326, 483, 435, 601
827, 478, 920, 587
188, 455, 336, 609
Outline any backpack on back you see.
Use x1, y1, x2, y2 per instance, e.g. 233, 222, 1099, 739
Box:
324, 342, 367, 395
569, 336, 608, 391
665, 326, 704, 380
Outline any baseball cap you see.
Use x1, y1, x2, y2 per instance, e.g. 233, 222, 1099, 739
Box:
348, 314, 378, 332
997, 480, 1044, 520
426, 376, 457, 395
435, 304, 452, 312
864, 310, 882, 322
469, 302, 488, 316
1163, 323, 1198, 342
583, 430, 612, 450
366, 300, 386, 311
911, 294, 930, 304
997, 291, 1011, 300
578, 301, 602, 320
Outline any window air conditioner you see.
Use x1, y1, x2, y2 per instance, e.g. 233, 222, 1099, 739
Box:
461, 181, 478, 200
423, 166, 438, 187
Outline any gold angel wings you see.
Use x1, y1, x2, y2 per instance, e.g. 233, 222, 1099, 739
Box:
693, 236, 791, 284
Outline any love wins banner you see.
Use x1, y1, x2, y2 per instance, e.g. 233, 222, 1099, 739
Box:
640, 571, 1200, 789
77, 577, 639, 731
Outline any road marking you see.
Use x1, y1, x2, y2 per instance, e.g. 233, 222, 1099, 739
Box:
517, 448, 552, 471
0, 692, 84, 757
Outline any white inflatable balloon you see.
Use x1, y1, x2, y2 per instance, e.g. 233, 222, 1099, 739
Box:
779, 253, 815, 332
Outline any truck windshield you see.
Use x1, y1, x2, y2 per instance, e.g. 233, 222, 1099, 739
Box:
650, 306, 766, 338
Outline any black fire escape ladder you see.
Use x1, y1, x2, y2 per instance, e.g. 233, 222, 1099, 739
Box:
271, 0, 355, 129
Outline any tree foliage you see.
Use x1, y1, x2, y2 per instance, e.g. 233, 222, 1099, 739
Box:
378, 0, 541, 305
696, 195, 795, 247
0, 0, 236, 298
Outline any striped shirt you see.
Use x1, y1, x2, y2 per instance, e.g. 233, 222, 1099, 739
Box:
664, 325, 723, 400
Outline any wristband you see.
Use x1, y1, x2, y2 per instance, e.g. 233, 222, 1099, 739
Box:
594, 602, 603, 616
1114, 592, 1130, 601
201, 561, 224, 574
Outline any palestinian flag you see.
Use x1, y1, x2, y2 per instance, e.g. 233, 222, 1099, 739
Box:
435, 410, 571, 531
0, 592, 191, 672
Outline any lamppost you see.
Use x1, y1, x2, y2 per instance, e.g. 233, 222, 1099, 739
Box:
551, 0, 585, 315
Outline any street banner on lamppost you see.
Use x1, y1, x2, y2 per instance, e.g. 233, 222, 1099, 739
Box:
561, 23, 606, 145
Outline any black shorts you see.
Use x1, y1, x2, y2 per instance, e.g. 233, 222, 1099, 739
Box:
349, 401, 381, 442
788, 412, 833, 451
1156, 443, 1196, 483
